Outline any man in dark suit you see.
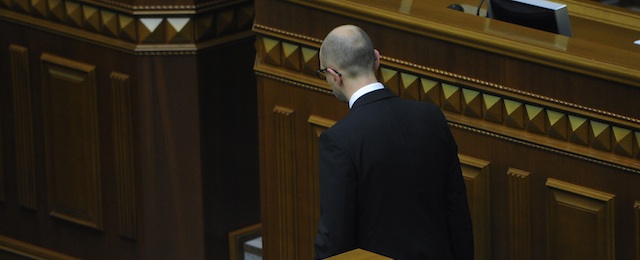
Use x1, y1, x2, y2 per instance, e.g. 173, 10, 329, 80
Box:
314, 25, 474, 259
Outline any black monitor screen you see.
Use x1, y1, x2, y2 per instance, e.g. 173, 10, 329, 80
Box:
488, 0, 572, 37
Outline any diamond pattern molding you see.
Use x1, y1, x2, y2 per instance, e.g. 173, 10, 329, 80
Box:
0, 0, 254, 53
254, 25, 640, 174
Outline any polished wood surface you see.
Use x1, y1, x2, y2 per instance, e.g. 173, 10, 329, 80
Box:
295, 0, 640, 87
0, 0, 259, 259
255, 1, 640, 259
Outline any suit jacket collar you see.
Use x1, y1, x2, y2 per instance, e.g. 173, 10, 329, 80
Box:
351, 88, 395, 110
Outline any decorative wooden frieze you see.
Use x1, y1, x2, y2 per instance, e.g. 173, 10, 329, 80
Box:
462, 88, 482, 118
525, 104, 545, 134
10, 45, 37, 210
569, 115, 589, 146
400, 73, 420, 101
504, 99, 525, 129
483, 94, 503, 124
379, 67, 400, 95
0, 0, 254, 53
421, 78, 441, 105
253, 28, 640, 174
260, 37, 282, 67
282, 42, 301, 72
440, 83, 461, 113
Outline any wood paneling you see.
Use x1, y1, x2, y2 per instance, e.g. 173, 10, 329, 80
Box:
546, 178, 615, 260
1, 0, 258, 259
255, 2, 640, 259
0, 235, 79, 260
255, 33, 640, 176
507, 168, 532, 260
10, 44, 36, 210
110, 72, 137, 240
41, 53, 102, 230
460, 155, 491, 260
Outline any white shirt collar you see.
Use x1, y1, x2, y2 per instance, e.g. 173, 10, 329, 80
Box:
349, 82, 384, 109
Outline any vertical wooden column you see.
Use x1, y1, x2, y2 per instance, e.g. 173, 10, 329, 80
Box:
507, 168, 531, 260
10, 44, 36, 210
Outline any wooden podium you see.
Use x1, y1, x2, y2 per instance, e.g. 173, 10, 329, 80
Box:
255, 1, 640, 260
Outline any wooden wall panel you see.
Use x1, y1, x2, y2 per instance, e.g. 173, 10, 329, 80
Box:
110, 72, 137, 240
507, 168, 532, 260
9, 44, 36, 210
546, 178, 615, 260
41, 53, 102, 230
460, 155, 491, 260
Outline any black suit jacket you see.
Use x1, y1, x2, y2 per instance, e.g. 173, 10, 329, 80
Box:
314, 88, 473, 259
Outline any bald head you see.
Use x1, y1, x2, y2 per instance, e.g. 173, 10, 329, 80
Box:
320, 25, 376, 79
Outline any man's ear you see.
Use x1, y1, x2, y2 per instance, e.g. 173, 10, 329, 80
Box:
374, 49, 381, 70
328, 68, 342, 85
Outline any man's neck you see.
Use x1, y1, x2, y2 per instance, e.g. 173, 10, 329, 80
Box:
348, 82, 384, 108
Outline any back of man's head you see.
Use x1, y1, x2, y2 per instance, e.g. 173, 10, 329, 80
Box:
320, 25, 375, 79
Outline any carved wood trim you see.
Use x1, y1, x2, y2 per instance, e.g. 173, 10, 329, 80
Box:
546, 178, 615, 260
507, 168, 532, 260
459, 154, 491, 260
111, 72, 137, 240
41, 53, 102, 230
0, 235, 80, 260
253, 31, 640, 175
0, 0, 255, 54
9, 44, 37, 210
272, 105, 297, 259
